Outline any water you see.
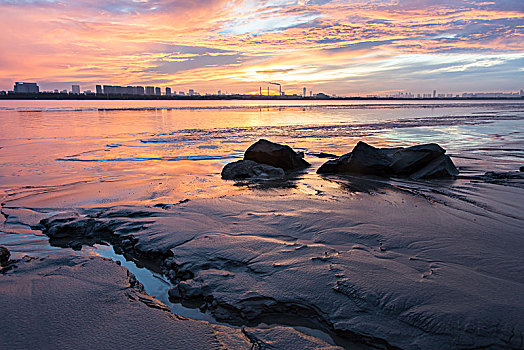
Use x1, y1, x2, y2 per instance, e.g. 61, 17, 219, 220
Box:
1, 99, 523, 348
1, 100, 522, 209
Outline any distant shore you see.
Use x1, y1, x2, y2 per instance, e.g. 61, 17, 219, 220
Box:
1, 92, 523, 101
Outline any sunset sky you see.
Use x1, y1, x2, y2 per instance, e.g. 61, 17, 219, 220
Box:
1, 0, 523, 95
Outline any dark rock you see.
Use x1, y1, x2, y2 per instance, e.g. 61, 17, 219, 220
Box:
310, 152, 338, 159
0, 246, 10, 266
244, 139, 310, 171
317, 141, 391, 175
221, 160, 285, 180
389, 143, 445, 175
520, 166, 524, 172
410, 154, 459, 179
317, 141, 458, 179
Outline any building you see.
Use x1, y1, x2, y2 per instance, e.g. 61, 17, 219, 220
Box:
165, 87, 171, 96
96, 85, 102, 94
100, 85, 145, 95
179, 91, 185, 96
14, 82, 39, 93
303, 87, 306, 97
71, 85, 80, 94
145, 86, 155, 95
155, 87, 161, 95
188, 89, 194, 96
433, 90, 437, 98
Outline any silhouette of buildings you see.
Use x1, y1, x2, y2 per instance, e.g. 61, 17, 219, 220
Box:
145, 86, 154, 95
71, 85, 80, 94
165, 87, 171, 96
14, 82, 39, 93
102, 85, 145, 95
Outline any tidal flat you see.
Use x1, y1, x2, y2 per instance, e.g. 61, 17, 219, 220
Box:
1, 100, 523, 349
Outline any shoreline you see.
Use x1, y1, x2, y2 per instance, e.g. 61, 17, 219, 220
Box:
1, 94, 523, 101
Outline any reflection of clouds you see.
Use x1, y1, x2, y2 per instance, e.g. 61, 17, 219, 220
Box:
0, 0, 522, 93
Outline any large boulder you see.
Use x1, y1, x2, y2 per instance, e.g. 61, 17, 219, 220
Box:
221, 160, 285, 180
244, 139, 310, 171
317, 141, 391, 175
389, 143, 446, 175
0, 246, 10, 266
317, 141, 458, 179
410, 154, 459, 179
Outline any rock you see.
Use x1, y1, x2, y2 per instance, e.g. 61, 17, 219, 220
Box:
221, 160, 285, 180
244, 139, 310, 171
317, 141, 458, 179
410, 154, 459, 179
0, 246, 10, 266
317, 141, 391, 175
389, 143, 445, 175
310, 152, 338, 159
520, 166, 524, 172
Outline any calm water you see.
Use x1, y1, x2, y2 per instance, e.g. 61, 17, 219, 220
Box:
1, 99, 523, 209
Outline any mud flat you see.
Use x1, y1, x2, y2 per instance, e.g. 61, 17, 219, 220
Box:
12, 175, 521, 350
0, 253, 342, 350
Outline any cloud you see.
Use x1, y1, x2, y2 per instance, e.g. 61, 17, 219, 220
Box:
0, 0, 522, 94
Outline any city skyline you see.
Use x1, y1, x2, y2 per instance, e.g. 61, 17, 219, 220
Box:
3, 81, 523, 99
0, 1, 522, 96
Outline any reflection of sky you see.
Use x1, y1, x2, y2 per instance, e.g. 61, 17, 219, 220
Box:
0, 0, 522, 94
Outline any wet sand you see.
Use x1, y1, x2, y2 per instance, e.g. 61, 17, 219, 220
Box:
2, 174, 522, 349
1, 254, 343, 350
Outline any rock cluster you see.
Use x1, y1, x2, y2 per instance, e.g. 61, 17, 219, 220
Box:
221, 139, 309, 180
317, 141, 458, 179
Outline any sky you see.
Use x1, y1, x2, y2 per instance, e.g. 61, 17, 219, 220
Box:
0, 0, 523, 96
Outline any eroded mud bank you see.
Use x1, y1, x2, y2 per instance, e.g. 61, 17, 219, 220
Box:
0, 253, 344, 350
15, 177, 523, 350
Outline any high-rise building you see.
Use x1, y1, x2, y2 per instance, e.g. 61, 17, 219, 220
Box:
14, 82, 39, 93
96, 85, 102, 94
179, 91, 185, 96
188, 89, 194, 96
71, 85, 80, 94
303, 87, 306, 97
145, 86, 155, 95
218, 90, 221, 96
155, 87, 161, 95
165, 87, 172, 96
433, 90, 437, 98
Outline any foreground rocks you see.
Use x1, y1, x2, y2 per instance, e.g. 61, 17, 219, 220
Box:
222, 139, 309, 180
318, 141, 458, 179
221, 160, 285, 180
0, 246, 10, 266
